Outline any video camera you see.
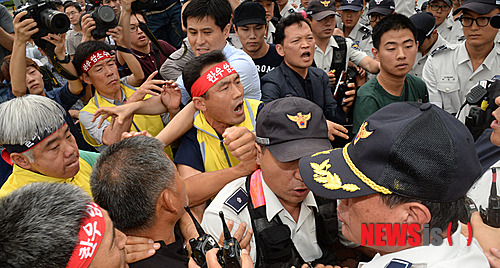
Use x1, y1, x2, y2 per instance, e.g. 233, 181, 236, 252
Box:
84, 0, 118, 40
184, 206, 241, 268
14, 0, 70, 39
464, 78, 500, 141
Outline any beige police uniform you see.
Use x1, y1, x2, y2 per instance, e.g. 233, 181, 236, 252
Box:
410, 34, 449, 78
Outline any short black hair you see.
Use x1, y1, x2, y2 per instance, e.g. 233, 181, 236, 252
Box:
132, 10, 148, 24
182, 50, 227, 99
379, 193, 466, 234
73, 41, 113, 75
274, 12, 312, 45
372, 13, 417, 50
182, 0, 232, 32
64, 1, 82, 13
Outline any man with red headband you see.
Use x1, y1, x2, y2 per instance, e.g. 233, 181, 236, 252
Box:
74, 41, 179, 154
0, 182, 128, 267
0, 95, 99, 198
173, 50, 261, 216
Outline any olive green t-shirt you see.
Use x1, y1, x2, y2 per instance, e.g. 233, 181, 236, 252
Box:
352, 74, 429, 135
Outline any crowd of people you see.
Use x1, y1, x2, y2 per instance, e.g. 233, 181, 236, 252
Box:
1, 0, 500, 267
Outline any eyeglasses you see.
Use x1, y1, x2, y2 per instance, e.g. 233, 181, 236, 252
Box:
369, 13, 385, 22
458, 16, 491, 27
428, 3, 451, 12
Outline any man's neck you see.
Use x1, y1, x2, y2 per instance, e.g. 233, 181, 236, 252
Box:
245, 42, 270, 59
344, 25, 353, 37
73, 24, 82, 32
128, 220, 177, 246
98, 86, 123, 101
279, 197, 301, 223
314, 35, 329, 52
465, 41, 494, 72
204, 113, 231, 136
133, 42, 151, 54
285, 61, 308, 79
278, 2, 287, 11
376, 70, 406, 96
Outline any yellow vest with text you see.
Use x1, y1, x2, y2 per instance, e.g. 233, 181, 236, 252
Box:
194, 98, 261, 172
80, 83, 172, 157
0, 157, 93, 198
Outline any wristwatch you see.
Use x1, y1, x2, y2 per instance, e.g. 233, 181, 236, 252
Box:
56, 53, 71, 64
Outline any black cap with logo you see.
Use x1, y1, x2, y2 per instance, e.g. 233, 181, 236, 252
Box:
255, 97, 332, 163
410, 12, 436, 49
306, 0, 337, 21
299, 102, 482, 202
234, 1, 267, 27
453, 0, 500, 15
338, 0, 364, 12
367, 0, 395, 16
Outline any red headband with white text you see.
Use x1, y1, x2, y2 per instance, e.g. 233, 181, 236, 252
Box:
81, 50, 112, 73
66, 202, 106, 268
191, 61, 236, 97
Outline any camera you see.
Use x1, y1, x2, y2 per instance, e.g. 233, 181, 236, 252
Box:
14, 0, 70, 39
83, 0, 118, 40
464, 79, 500, 140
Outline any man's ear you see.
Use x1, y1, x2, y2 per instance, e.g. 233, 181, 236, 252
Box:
223, 23, 231, 39
372, 47, 379, 61
159, 189, 180, 214
81, 73, 91, 85
402, 202, 431, 225
192, 96, 207, 112
234, 25, 240, 38
10, 153, 32, 170
276, 43, 285, 57
255, 143, 263, 166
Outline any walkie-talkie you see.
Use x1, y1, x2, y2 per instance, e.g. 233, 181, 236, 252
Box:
184, 206, 220, 267
218, 211, 242, 268
480, 168, 500, 227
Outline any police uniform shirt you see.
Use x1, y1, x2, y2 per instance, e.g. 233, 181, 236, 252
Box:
266, 22, 276, 45
345, 22, 372, 55
280, 1, 297, 18
394, 0, 416, 17
357, 224, 488, 267
253, 44, 284, 78
410, 34, 449, 78
448, 19, 465, 44
201, 177, 322, 263
422, 41, 500, 116
314, 36, 368, 73
436, 17, 453, 43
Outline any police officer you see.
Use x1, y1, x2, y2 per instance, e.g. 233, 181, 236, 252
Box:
409, 11, 450, 78
338, 0, 372, 55
201, 97, 339, 267
422, 0, 500, 118
425, 0, 454, 42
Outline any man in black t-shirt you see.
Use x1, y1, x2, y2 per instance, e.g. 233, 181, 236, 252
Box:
234, 1, 283, 78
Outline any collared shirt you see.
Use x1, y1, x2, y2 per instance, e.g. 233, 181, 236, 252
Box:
358, 224, 488, 268
177, 42, 261, 105
345, 22, 372, 53
280, 2, 297, 18
65, 29, 83, 56
314, 36, 368, 73
436, 17, 453, 42
422, 41, 500, 116
266, 22, 276, 44
410, 34, 449, 78
201, 176, 322, 263
394, 0, 416, 17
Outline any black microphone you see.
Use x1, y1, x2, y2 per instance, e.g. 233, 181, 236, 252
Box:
490, 14, 500, 29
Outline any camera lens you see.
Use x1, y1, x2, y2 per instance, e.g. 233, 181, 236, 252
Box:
39, 9, 70, 34
95, 5, 116, 24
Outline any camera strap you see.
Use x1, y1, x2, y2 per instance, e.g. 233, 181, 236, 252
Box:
36, 39, 79, 81
138, 19, 188, 61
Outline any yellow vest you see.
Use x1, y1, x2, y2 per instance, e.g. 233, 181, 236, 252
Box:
80, 83, 172, 158
0, 156, 93, 198
194, 98, 261, 172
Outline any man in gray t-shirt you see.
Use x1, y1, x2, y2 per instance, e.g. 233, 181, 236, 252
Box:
0, 5, 14, 62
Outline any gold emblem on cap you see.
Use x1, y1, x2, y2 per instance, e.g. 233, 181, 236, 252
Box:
353, 122, 373, 145
310, 159, 360, 192
287, 112, 311, 129
320, 0, 330, 7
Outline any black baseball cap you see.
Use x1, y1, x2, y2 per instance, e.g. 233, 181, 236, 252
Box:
410, 12, 436, 48
429, 0, 452, 6
234, 1, 267, 27
299, 102, 482, 202
367, 0, 395, 16
255, 97, 332, 162
339, 0, 364, 12
306, 0, 337, 21
453, 0, 500, 15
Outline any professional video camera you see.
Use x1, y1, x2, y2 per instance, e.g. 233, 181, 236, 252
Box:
84, 0, 118, 40
14, 0, 70, 39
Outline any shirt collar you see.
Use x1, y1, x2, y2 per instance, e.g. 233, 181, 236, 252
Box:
261, 175, 317, 222
100, 87, 126, 105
